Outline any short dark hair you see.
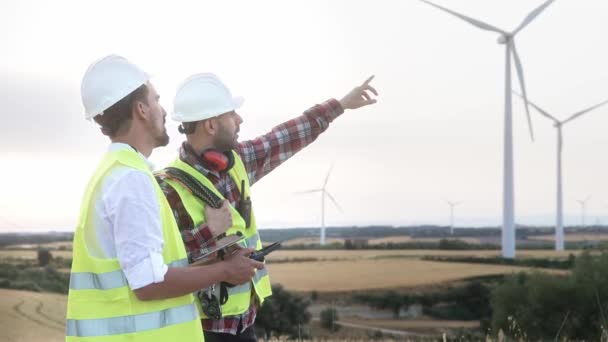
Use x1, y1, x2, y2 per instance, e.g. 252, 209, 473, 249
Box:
93, 84, 149, 137
178, 121, 200, 135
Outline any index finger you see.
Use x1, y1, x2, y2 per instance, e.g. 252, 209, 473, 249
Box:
362, 75, 375, 86
366, 84, 378, 96
249, 259, 265, 269
238, 247, 255, 255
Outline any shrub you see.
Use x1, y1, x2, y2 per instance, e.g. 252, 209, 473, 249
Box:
320, 307, 340, 332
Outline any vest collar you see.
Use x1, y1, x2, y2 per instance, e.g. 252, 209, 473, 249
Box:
108, 142, 154, 170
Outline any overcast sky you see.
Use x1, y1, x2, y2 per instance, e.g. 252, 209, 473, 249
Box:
1, 0, 608, 231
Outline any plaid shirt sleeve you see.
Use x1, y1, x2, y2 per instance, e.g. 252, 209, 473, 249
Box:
157, 176, 216, 262
236, 99, 344, 185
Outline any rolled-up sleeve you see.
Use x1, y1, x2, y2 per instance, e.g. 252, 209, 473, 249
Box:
103, 169, 169, 290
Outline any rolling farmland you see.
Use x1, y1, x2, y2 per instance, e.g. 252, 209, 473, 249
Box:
266, 258, 565, 292
0, 250, 72, 260
0, 289, 66, 342
0, 238, 583, 340
266, 249, 577, 262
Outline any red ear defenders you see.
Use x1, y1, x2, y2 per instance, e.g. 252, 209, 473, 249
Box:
200, 149, 235, 172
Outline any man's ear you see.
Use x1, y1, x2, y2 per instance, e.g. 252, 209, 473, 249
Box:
132, 100, 147, 120
203, 118, 217, 135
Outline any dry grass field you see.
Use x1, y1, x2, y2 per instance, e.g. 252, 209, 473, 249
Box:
266, 249, 577, 262
0, 245, 578, 341
6, 241, 73, 250
0, 241, 582, 340
342, 317, 480, 331
0, 250, 73, 260
368, 236, 483, 245
282, 237, 345, 246
266, 259, 566, 292
283, 236, 486, 246
528, 233, 608, 242
0, 288, 66, 342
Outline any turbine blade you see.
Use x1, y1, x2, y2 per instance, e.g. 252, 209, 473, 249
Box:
562, 99, 608, 125
446, 200, 461, 206
419, 0, 507, 34
323, 164, 334, 189
294, 189, 323, 194
511, 41, 535, 141
512, 0, 555, 36
512, 90, 559, 122
325, 192, 343, 213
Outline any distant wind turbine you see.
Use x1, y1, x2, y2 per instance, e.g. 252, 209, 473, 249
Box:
577, 196, 591, 228
514, 92, 608, 250
296, 165, 342, 245
446, 201, 461, 235
420, 0, 555, 258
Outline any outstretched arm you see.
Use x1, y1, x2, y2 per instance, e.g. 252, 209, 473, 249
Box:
236, 75, 378, 185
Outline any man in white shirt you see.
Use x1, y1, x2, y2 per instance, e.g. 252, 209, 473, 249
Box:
66, 55, 262, 341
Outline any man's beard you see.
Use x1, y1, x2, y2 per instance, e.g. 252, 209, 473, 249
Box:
155, 128, 170, 147
213, 124, 237, 152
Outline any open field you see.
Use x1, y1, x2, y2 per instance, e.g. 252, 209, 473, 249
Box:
0, 247, 579, 263
267, 249, 578, 262
266, 259, 566, 292
5, 241, 73, 250
342, 317, 479, 332
368, 236, 483, 245
528, 233, 608, 242
0, 247, 577, 341
0, 289, 66, 342
0, 250, 72, 260
282, 237, 345, 246
283, 236, 489, 246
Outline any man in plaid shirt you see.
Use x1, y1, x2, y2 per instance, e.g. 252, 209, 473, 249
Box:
158, 74, 378, 342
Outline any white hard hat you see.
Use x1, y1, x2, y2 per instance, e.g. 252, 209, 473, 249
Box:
172, 73, 244, 123
81, 54, 150, 120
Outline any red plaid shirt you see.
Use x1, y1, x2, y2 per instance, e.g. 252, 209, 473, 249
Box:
158, 99, 343, 334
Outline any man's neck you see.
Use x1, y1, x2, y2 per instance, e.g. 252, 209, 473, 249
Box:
186, 136, 217, 156
111, 137, 152, 157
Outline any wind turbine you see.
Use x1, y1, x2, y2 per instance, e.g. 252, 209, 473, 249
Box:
446, 201, 461, 235
514, 92, 608, 250
296, 165, 342, 245
577, 196, 591, 228
420, 0, 555, 258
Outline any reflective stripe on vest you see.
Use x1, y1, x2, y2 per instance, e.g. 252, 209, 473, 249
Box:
66, 303, 198, 337
244, 234, 259, 248
70, 259, 188, 290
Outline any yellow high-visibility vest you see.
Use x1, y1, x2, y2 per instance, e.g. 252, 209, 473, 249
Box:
162, 151, 272, 318
66, 149, 203, 342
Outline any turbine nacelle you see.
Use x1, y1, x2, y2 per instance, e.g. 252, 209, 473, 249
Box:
496, 34, 511, 45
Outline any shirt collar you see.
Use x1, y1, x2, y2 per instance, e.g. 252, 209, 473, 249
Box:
108, 142, 154, 170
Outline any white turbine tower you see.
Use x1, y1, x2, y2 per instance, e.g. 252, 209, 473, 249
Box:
446, 201, 461, 235
577, 196, 591, 228
514, 92, 608, 250
296, 165, 342, 245
420, 0, 555, 258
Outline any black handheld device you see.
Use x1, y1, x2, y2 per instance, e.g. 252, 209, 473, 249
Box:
249, 241, 282, 262
238, 180, 252, 228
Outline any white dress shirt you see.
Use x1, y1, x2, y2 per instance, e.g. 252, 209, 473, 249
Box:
85, 143, 168, 290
